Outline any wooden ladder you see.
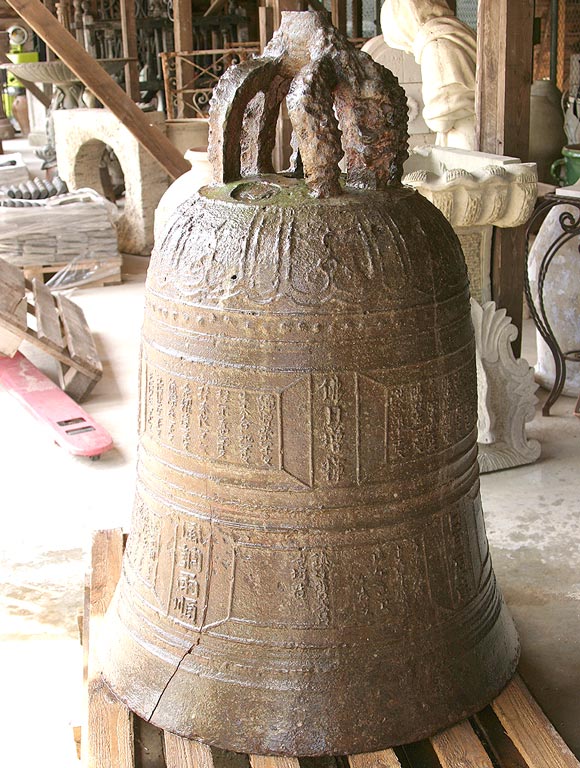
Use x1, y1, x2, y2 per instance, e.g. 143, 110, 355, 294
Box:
82, 529, 580, 768
0, 258, 102, 401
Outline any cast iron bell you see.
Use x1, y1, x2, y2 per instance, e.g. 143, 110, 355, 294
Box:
101, 11, 519, 756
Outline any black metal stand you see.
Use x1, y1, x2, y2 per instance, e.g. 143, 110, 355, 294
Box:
524, 193, 580, 416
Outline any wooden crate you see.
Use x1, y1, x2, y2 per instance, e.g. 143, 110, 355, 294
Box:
0, 258, 102, 401
22, 257, 122, 288
82, 529, 580, 768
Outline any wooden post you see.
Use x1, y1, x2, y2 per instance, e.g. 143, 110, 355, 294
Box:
476, 0, 534, 356
331, 0, 347, 34
173, 0, 194, 118
43, 0, 57, 60
351, 0, 362, 39
4, 0, 190, 179
119, 0, 140, 102
259, 3, 275, 52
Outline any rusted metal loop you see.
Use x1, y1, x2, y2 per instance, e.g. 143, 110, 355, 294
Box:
208, 11, 409, 196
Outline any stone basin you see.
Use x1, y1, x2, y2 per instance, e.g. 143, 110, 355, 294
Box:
1, 58, 126, 85
403, 145, 537, 302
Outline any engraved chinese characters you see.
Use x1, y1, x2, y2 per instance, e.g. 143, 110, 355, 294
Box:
100, 10, 519, 757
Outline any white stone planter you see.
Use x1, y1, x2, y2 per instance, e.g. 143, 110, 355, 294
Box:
403, 146, 537, 303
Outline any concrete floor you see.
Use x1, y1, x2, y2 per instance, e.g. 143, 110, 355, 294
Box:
0, 143, 579, 763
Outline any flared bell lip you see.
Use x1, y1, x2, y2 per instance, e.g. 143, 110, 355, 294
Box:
99, 592, 520, 756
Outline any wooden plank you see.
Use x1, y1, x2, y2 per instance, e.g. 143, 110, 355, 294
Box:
431, 720, 494, 768
492, 675, 580, 768
32, 278, 65, 349
491, 226, 527, 358
119, 0, 140, 102
0, 285, 26, 328
351, 0, 363, 39
476, 0, 534, 356
22, 257, 122, 287
62, 366, 99, 401
4, 0, 190, 180
203, 0, 227, 16
0, 324, 24, 356
349, 749, 402, 768
472, 708, 529, 768
331, 0, 347, 35
251, 757, 301, 768
56, 293, 101, 372
173, 0, 194, 118
83, 529, 134, 768
164, 733, 215, 768
259, 4, 275, 51
0, 258, 27, 327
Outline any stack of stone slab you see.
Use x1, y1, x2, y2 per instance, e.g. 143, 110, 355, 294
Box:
0, 188, 121, 286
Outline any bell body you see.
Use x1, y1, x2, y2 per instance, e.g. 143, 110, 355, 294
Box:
101, 176, 519, 755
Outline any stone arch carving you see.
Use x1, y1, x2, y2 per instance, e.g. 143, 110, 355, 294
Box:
53, 109, 170, 255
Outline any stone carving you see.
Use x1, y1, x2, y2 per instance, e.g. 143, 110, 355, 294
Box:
373, 0, 477, 150
403, 145, 537, 303
53, 108, 169, 255
472, 299, 541, 473
403, 147, 537, 229
101, 12, 519, 757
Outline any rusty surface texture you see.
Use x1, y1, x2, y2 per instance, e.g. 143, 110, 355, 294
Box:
208, 10, 409, 197
101, 11, 520, 756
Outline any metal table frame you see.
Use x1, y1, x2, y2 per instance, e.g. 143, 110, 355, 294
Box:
524, 193, 580, 416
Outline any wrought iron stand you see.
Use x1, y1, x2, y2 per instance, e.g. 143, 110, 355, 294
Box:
524, 193, 580, 416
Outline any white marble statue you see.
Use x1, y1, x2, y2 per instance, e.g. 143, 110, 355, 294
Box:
372, 0, 477, 149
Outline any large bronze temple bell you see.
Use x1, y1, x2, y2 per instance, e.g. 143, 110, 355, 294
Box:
101, 11, 519, 756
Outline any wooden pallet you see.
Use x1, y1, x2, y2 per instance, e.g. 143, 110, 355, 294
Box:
0, 258, 102, 401
82, 529, 580, 768
21, 257, 122, 288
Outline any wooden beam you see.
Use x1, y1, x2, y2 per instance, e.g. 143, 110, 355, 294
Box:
331, 0, 347, 34
351, 0, 362, 39
173, 0, 194, 117
259, 4, 275, 51
476, 0, 534, 356
204, 0, 227, 16
119, 0, 140, 102
4, 0, 190, 180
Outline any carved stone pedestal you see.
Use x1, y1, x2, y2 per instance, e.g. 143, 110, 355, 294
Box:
472, 300, 541, 473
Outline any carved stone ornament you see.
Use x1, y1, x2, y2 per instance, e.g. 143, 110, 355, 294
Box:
403, 146, 538, 230
100, 11, 519, 757
472, 299, 541, 473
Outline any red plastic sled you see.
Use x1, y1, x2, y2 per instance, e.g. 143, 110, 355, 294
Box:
0, 351, 113, 458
